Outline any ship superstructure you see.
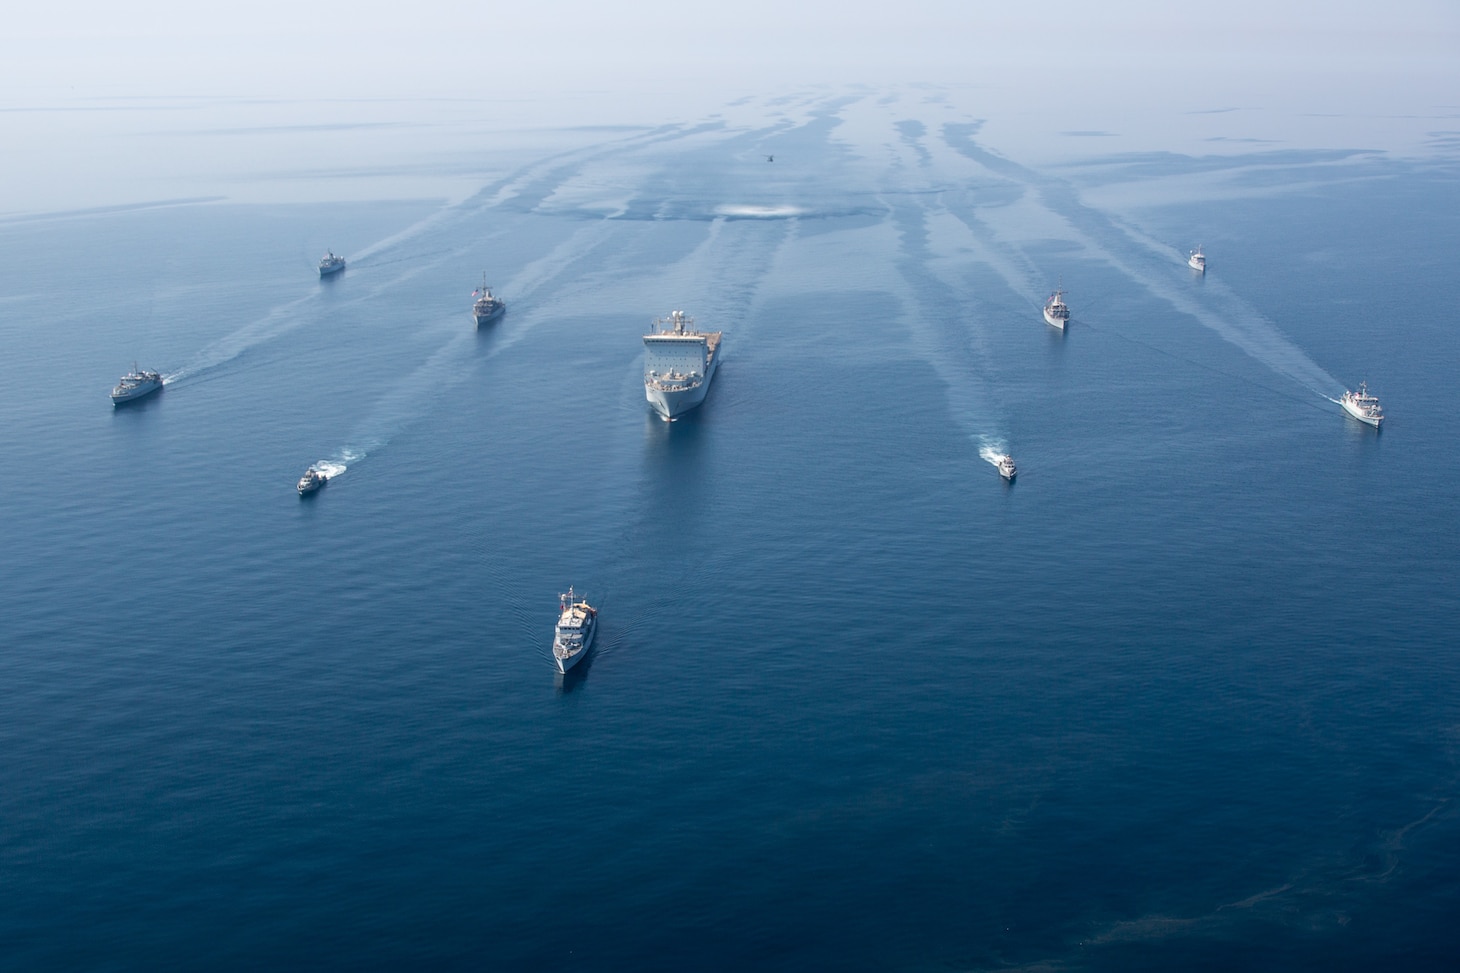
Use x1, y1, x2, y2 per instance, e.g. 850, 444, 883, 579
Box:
643, 309, 722, 420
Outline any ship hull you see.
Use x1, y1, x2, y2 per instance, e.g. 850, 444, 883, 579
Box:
319, 264, 345, 277
1043, 309, 1066, 329
554, 622, 596, 673
1188, 257, 1205, 272
646, 355, 719, 420
1341, 400, 1382, 427
111, 381, 163, 405
473, 306, 505, 328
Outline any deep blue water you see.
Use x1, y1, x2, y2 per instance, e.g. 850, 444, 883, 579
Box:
3, 92, 1459, 970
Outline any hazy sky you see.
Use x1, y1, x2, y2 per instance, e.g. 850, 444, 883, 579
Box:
4, 0, 1456, 100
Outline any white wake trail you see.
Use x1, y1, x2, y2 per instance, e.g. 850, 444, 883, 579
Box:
166, 292, 321, 382
314, 217, 629, 476
324, 331, 475, 472
881, 191, 1008, 455
929, 120, 1344, 402
978, 442, 1009, 467
1103, 216, 1342, 398
349, 203, 457, 262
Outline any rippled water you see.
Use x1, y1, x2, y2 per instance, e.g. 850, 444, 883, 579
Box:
2, 89, 1458, 970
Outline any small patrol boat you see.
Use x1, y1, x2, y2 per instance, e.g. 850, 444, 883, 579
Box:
297, 467, 328, 494
1188, 246, 1206, 273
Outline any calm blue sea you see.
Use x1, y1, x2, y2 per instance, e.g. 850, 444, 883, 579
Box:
2, 92, 1458, 970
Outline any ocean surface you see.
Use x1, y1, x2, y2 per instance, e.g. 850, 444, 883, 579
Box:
2, 89, 1459, 970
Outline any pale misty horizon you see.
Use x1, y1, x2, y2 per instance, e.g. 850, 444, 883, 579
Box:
5, 0, 1455, 98
0, 0, 1455, 215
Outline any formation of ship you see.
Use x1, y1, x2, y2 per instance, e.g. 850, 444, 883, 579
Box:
643, 310, 722, 421
103, 240, 1396, 672
113, 244, 1385, 513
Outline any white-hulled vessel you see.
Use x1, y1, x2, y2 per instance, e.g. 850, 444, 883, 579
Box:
1188, 246, 1206, 273
1043, 286, 1070, 329
1340, 382, 1384, 428
319, 251, 346, 276
552, 587, 597, 673
111, 365, 164, 405
997, 454, 1017, 480
643, 309, 722, 420
472, 273, 505, 327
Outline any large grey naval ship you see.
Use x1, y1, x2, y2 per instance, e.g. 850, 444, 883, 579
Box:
318, 250, 346, 277
643, 309, 721, 420
472, 273, 505, 327
111, 365, 163, 405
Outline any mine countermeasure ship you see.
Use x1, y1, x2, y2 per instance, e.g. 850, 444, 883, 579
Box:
318, 251, 346, 276
643, 309, 722, 420
111, 365, 164, 405
1043, 286, 1070, 329
472, 273, 505, 327
552, 587, 597, 673
1188, 246, 1206, 273
1340, 382, 1384, 428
